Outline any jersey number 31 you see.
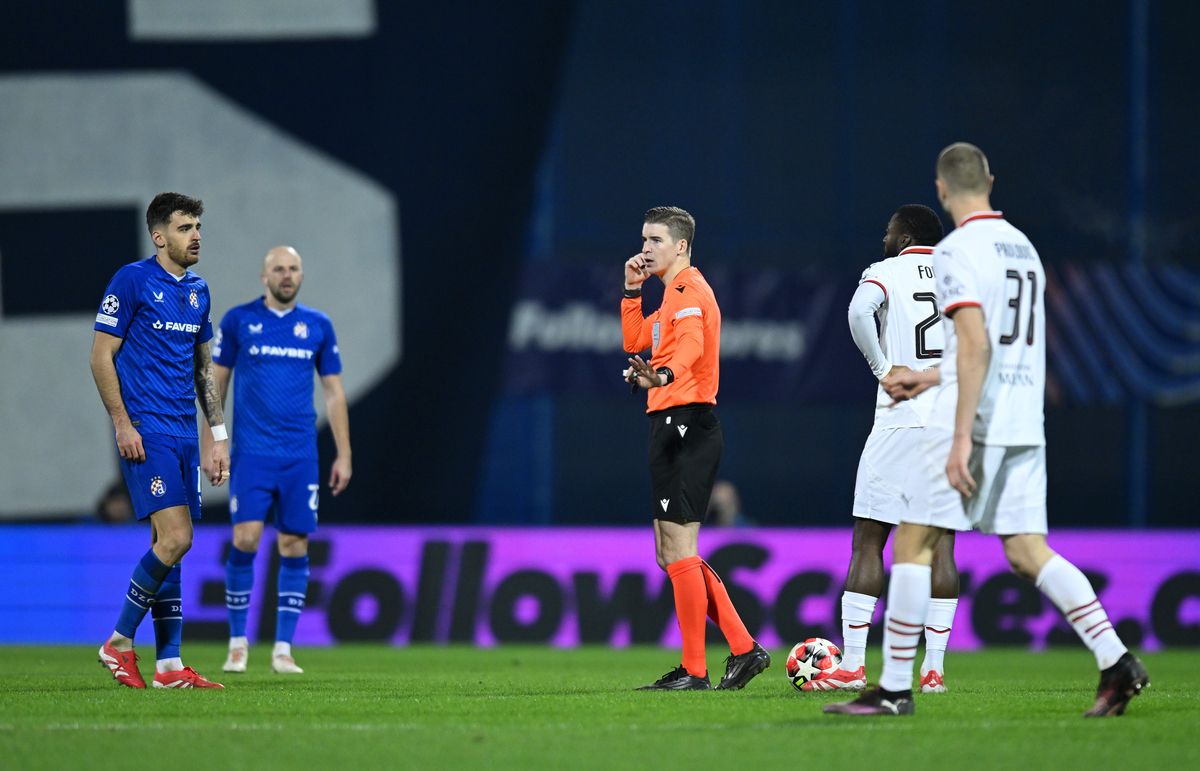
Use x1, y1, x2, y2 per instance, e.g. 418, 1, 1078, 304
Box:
1000, 270, 1038, 346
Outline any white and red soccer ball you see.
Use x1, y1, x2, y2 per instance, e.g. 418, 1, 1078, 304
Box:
785, 637, 842, 690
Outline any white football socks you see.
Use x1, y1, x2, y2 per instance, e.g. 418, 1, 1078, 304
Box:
1035, 554, 1127, 670
108, 631, 134, 652
920, 598, 958, 676
156, 657, 183, 674
839, 591, 878, 672
273, 641, 292, 658
878, 563, 931, 693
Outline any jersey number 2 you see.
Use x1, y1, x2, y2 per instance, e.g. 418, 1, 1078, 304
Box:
912, 292, 943, 360
1000, 270, 1038, 346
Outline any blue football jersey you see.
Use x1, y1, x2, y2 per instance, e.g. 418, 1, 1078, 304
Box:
94, 257, 214, 438
213, 298, 342, 459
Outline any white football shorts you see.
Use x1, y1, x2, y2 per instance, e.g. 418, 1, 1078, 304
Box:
852, 426, 924, 526
901, 428, 1048, 535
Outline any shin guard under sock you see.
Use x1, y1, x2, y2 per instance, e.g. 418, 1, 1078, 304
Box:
152, 563, 183, 662
667, 556, 708, 677
879, 563, 931, 693
115, 549, 172, 639
1036, 554, 1127, 670
276, 555, 310, 646
921, 598, 957, 675
839, 591, 878, 672
225, 547, 256, 639
699, 561, 754, 656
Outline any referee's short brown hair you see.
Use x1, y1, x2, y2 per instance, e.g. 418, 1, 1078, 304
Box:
644, 206, 695, 254
936, 143, 991, 196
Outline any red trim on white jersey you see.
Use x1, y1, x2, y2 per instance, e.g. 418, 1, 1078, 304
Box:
862, 279, 888, 298
943, 301, 982, 315
897, 246, 934, 255
958, 211, 1004, 227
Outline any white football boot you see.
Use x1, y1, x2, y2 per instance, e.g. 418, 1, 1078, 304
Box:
223, 638, 248, 673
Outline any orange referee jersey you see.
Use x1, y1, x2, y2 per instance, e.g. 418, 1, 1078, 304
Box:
621, 265, 720, 413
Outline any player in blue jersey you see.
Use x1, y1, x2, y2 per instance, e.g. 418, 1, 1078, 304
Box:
203, 245, 351, 674
91, 192, 229, 689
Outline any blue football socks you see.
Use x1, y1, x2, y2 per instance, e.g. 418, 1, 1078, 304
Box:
115, 549, 172, 639
152, 563, 183, 661
225, 546, 256, 638
276, 555, 310, 645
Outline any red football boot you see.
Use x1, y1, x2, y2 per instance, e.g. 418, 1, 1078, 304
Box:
920, 670, 947, 693
99, 641, 146, 689
802, 665, 866, 692
152, 666, 225, 689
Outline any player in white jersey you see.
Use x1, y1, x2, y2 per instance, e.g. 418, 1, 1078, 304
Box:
827, 143, 1149, 719
807, 205, 960, 694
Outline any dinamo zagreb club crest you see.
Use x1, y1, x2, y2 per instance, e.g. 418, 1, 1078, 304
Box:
189, 290, 201, 309
150, 476, 166, 497
293, 321, 308, 339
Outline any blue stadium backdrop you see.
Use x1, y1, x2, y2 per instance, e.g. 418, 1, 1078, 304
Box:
1, 0, 1199, 533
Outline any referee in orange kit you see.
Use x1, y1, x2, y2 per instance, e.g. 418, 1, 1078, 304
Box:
622, 206, 770, 691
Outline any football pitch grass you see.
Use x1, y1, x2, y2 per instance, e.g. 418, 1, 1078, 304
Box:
1, 645, 1197, 770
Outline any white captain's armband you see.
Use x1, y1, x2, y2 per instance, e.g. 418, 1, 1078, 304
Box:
674, 307, 702, 320
211, 424, 228, 442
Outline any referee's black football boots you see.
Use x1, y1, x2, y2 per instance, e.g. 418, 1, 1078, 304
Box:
1084, 652, 1150, 717
715, 642, 772, 691
636, 665, 713, 691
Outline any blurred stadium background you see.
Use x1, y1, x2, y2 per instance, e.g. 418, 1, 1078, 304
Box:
1, 2, 1198, 649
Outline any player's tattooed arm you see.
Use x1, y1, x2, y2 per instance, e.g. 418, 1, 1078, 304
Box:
193, 342, 225, 427
194, 341, 230, 486
198, 364, 232, 481
90, 331, 146, 463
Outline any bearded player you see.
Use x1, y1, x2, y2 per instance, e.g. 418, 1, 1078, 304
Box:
93, 192, 227, 689
203, 246, 350, 674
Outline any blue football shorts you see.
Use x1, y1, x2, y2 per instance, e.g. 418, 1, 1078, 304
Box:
229, 454, 320, 535
119, 433, 202, 521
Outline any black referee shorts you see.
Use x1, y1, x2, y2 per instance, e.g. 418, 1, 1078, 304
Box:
647, 402, 723, 523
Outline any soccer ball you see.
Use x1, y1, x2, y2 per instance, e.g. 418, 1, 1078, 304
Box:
785, 637, 842, 690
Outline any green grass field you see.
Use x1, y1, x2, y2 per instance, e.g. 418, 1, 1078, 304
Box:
1, 645, 1196, 770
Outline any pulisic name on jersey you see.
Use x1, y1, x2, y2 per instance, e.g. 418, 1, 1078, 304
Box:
994, 242, 1036, 260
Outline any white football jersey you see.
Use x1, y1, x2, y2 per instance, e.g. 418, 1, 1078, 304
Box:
930, 212, 1046, 446
860, 246, 945, 429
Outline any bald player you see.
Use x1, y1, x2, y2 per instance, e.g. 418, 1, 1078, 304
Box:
204, 246, 351, 675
